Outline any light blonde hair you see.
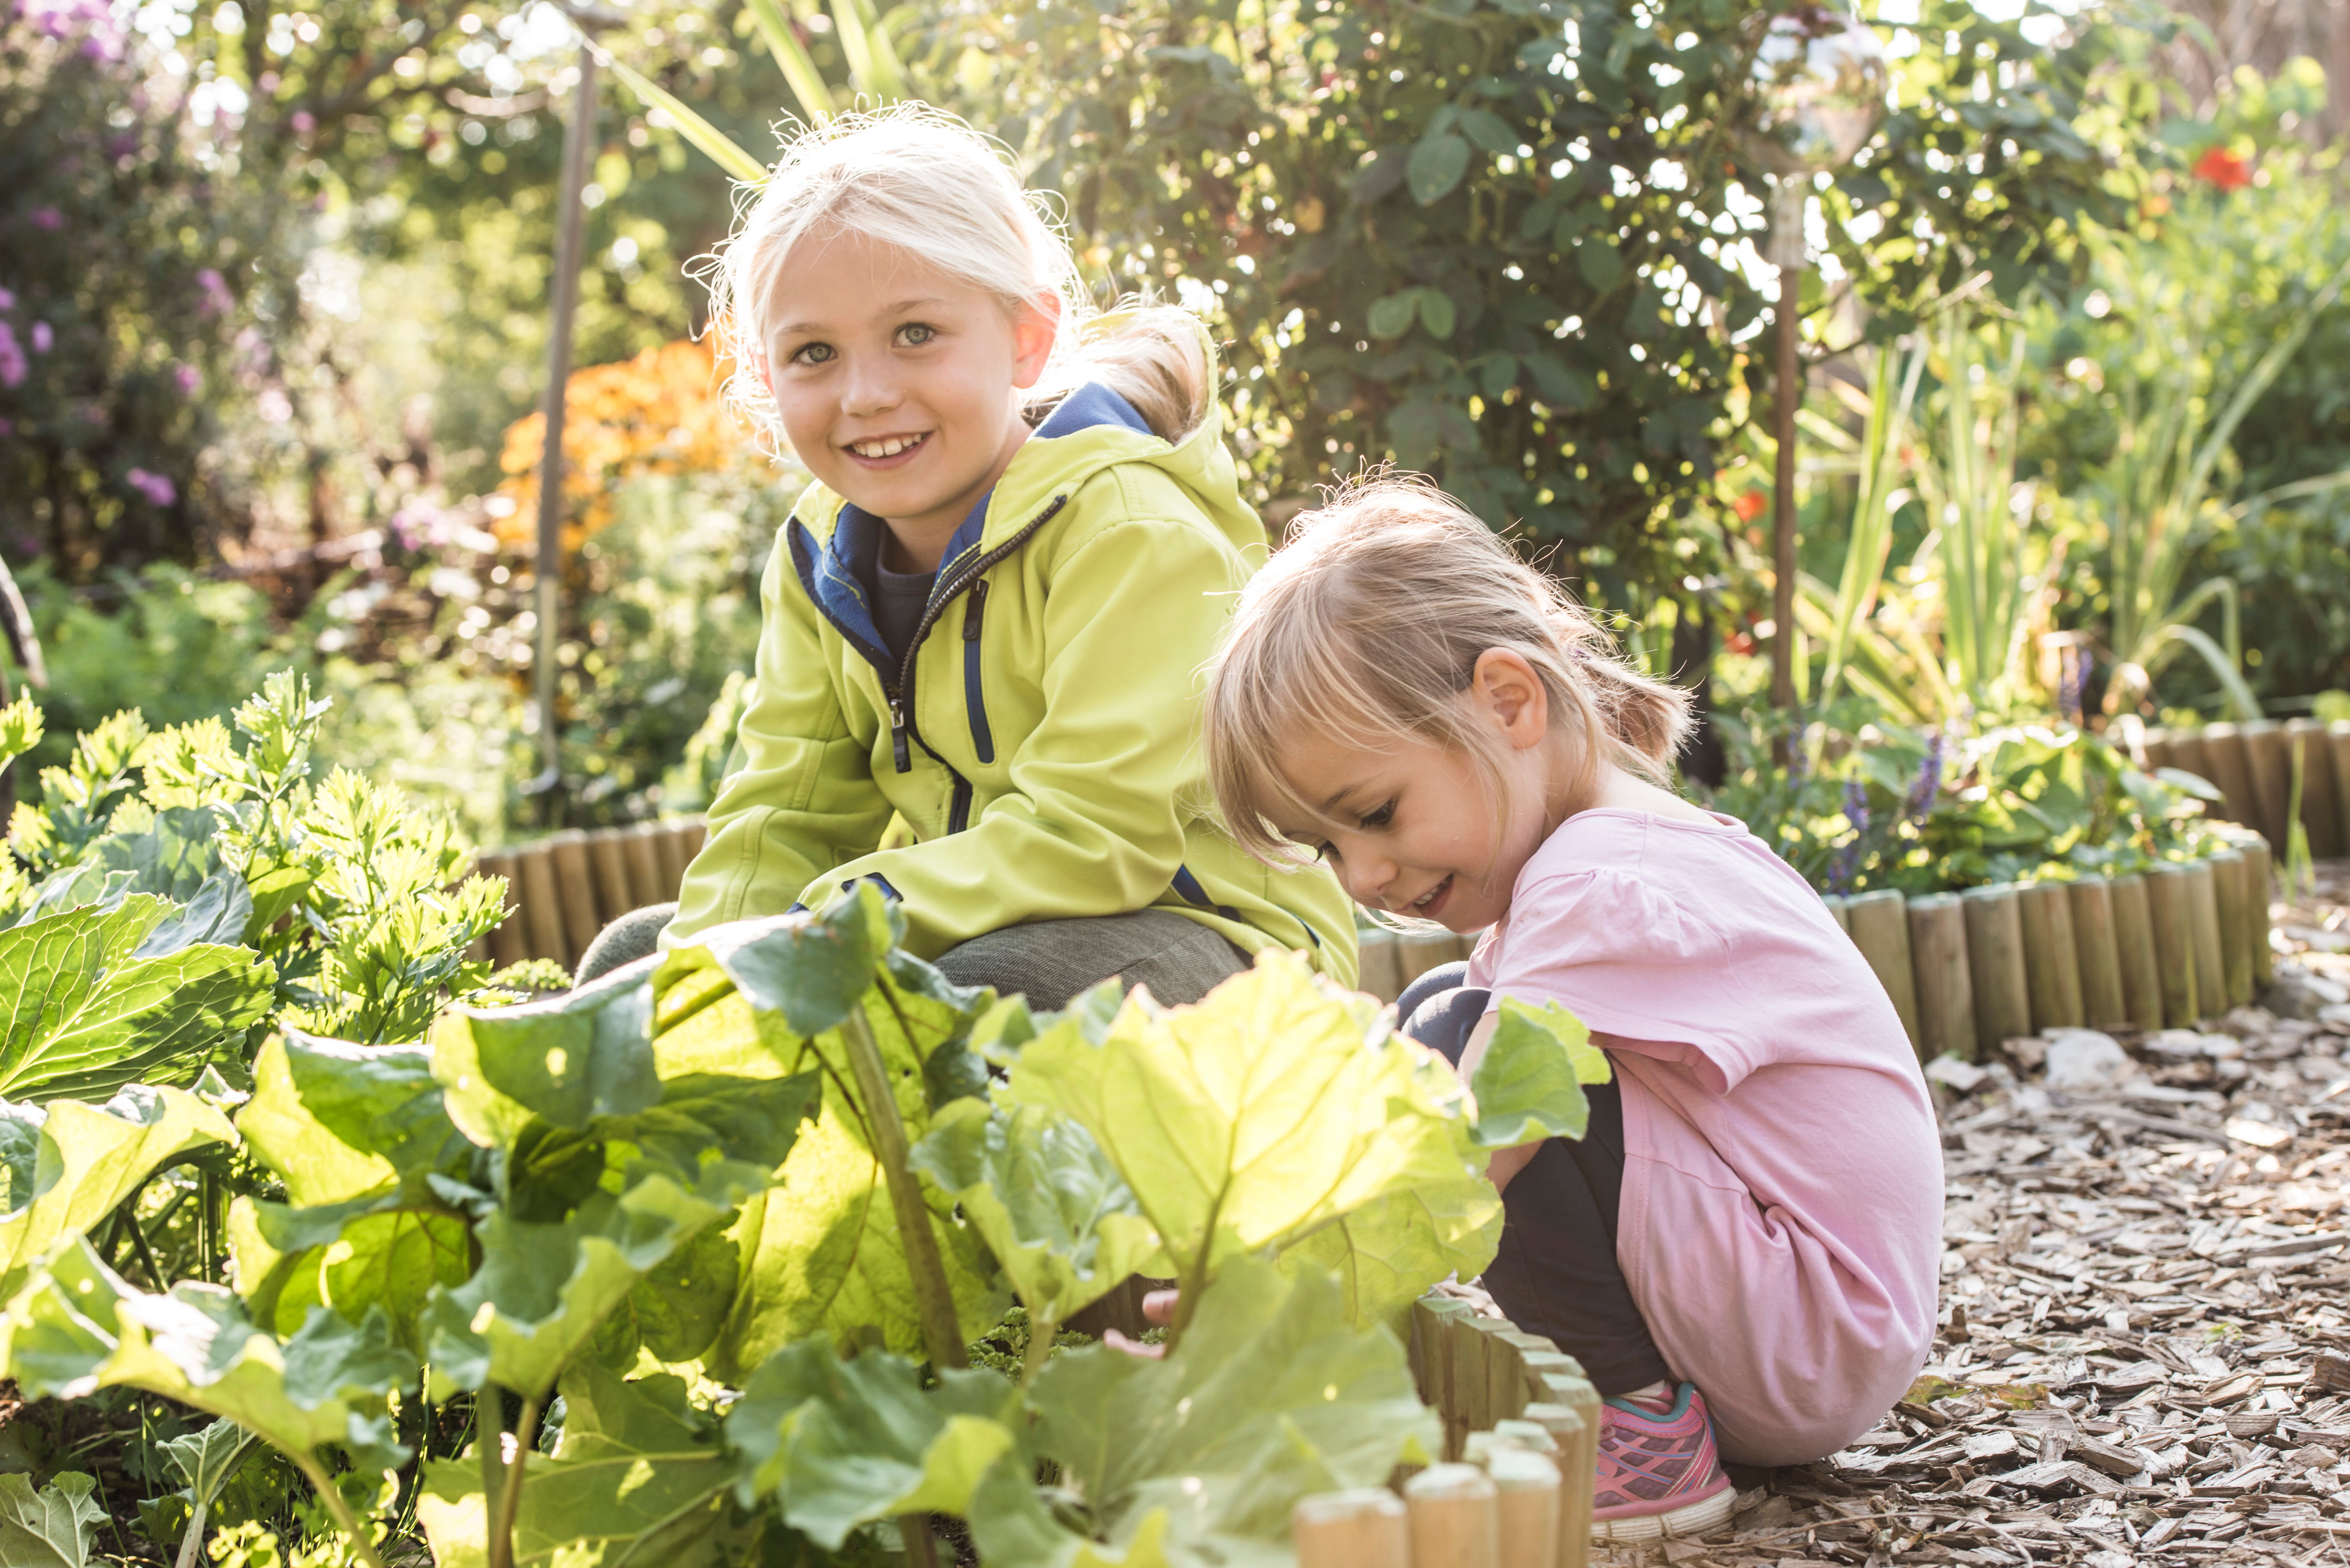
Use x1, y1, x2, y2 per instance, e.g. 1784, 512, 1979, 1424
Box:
698, 103, 1205, 444
1204, 475, 1696, 867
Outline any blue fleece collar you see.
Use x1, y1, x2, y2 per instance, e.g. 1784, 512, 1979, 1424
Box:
792, 382, 1149, 670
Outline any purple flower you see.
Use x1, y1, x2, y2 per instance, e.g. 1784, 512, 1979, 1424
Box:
0, 325, 24, 389
1829, 779, 1871, 894
125, 467, 176, 507
28, 322, 50, 354
0, 288, 14, 311
27, 208, 63, 232
172, 363, 200, 396
1905, 733, 1946, 823
0, 419, 13, 437
195, 268, 234, 320
291, 111, 316, 135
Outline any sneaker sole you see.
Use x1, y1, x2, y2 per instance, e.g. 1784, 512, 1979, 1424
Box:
1591, 1482, 1736, 1543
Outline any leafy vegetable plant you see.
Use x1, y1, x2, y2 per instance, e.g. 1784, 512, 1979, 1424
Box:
0, 878, 1603, 1567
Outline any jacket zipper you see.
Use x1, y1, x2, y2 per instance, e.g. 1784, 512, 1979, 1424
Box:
880, 494, 1069, 780
962, 579, 993, 766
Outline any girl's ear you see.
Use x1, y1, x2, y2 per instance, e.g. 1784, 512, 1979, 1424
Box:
1471, 648, 1550, 750
1010, 292, 1062, 390
753, 350, 774, 400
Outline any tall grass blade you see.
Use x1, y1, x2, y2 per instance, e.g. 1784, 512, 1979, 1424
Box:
597, 51, 770, 183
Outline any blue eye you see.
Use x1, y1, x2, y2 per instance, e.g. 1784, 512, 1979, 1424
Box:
791, 342, 835, 366
898, 323, 937, 347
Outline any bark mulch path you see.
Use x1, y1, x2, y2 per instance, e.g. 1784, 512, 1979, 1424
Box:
1597, 867, 2350, 1568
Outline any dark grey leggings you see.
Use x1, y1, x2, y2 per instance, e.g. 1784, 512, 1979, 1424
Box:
577, 902, 1248, 1011
1399, 961, 1672, 1395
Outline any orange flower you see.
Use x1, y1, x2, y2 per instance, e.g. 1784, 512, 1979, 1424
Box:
493, 339, 754, 550
2191, 146, 2252, 192
1733, 488, 1768, 523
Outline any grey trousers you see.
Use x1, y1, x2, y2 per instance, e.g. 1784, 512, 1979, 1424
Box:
574, 902, 1247, 1011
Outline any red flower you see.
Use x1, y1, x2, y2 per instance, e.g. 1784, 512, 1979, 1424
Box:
2192, 146, 2252, 191
1733, 488, 1768, 523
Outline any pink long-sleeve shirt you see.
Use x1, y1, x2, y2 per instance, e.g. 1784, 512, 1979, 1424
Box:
1467, 808, 1944, 1466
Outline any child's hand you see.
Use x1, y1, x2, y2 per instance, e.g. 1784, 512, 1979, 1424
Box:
1104, 1287, 1180, 1359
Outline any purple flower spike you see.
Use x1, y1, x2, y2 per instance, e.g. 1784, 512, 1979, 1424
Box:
28, 322, 51, 353
0, 325, 25, 390
173, 363, 201, 396
28, 208, 63, 232
125, 467, 177, 507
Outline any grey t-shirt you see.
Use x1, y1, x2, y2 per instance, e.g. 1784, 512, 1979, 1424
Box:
869, 558, 936, 671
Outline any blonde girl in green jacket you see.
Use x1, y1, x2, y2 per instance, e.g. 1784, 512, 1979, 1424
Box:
573, 105, 1356, 1005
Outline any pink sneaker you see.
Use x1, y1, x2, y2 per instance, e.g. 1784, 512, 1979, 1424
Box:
1590, 1383, 1736, 1542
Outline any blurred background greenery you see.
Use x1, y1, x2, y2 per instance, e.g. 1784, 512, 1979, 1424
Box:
3, 0, 2348, 870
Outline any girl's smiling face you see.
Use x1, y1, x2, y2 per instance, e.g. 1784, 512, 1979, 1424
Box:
1270, 651, 1570, 933
762, 229, 1058, 569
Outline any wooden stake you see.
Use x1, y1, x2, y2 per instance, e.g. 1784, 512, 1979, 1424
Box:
1960, 885, 2031, 1056
1907, 893, 1976, 1062
1533, 1375, 1599, 1568
621, 822, 668, 909
2164, 729, 2215, 806
1518, 1403, 1592, 1568
476, 852, 526, 968
2199, 723, 2260, 835
2208, 848, 2253, 1010
2329, 723, 2350, 869
654, 821, 692, 899
2286, 718, 2342, 859
1405, 1463, 1500, 1568
1845, 890, 1921, 1053
1398, 928, 1461, 989
1292, 1489, 1408, 1568
1822, 893, 1851, 933
2143, 863, 2200, 1026
2139, 729, 2174, 772
2107, 873, 2165, 1030
2182, 859, 2227, 1022
2244, 836, 2274, 987
2240, 720, 2294, 855
2016, 882, 2084, 1033
1358, 928, 1403, 1006
586, 829, 635, 926
544, 830, 602, 964
513, 844, 569, 965
679, 816, 708, 863
2065, 874, 2127, 1028
1487, 1450, 1563, 1568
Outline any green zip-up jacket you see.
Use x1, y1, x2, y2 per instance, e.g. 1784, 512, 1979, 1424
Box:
663, 372, 1357, 985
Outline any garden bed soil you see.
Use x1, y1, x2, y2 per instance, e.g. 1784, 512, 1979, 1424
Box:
1588, 864, 2350, 1568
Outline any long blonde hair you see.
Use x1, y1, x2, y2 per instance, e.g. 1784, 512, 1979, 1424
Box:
1203, 476, 1695, 866
698, 104, 1205, 444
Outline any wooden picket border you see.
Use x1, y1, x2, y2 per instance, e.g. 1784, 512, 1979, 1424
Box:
2140, 720, 2346, 865
1289, 1294, 1602, 1568
465, 816, 706, 972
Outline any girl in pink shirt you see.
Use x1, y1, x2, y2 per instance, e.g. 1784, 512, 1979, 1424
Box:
1202, 477, 1944, 1543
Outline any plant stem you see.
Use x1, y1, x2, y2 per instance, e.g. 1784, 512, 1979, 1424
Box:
1020, 1308, 1058, 1389
488, 1395, 539, 1568
122, 1209, 167, 1293
898, 1514, 940, 1568
479, 1384, 507, 1568
293, 1454, 386, 1568
838, 1006, 967, 1370
171, 1498, 207, 1568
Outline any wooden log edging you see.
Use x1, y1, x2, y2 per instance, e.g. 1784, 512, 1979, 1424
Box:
1824, 840, 2273, 1062
2144, 720, 2350, 863
1297, 1293, 1598, 1568
464, 815, 709, 970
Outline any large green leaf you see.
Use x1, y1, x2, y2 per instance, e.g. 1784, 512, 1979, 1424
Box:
909, 1099, 1165, 1326
0, 895, 271, 1101
415, 1362, 740, 1568
0, 1085, 238, 1300
1467, 997, 1610, 1149
1002, 953, 1480, 1294
669, 900, 1005, 1375
421, 1177, 723, 1402
726, 1338, 1017, 1548
969, 1256, 1437, 1568
1275, 1178, 1501, 1330
0, 1472, 104, 1568
433, 976, 662, 1150
0, 1238, 413, 1471
241, 1030, 466, 1202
